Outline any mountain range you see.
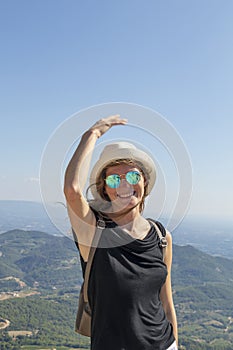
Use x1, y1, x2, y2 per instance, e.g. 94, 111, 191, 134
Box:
0, 229, 232, 290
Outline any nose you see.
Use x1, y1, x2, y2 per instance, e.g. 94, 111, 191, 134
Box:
118, 177, 132, 188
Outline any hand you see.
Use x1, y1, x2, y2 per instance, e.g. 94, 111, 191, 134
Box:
89, 115, 127, 138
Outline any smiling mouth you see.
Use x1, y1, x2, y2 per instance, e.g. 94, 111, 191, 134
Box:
117, 191, 135, 199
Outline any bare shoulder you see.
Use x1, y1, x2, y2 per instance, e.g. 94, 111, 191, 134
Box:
67, 202, 97, 262
164, 230, 173, 268
165, 230, 172, 244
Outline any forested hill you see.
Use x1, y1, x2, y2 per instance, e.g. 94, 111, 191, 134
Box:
0, 229, 82, 289
0, 229, 232, 288
0, 229, 233, 349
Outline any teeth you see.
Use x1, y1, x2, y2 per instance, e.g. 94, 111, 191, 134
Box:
118, 192, 134, 198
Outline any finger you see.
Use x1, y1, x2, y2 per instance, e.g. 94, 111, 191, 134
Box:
104, 115, 128, 124
110, 119, 127, 126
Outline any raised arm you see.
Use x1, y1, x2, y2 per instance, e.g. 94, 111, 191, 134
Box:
63, 115, 127, 260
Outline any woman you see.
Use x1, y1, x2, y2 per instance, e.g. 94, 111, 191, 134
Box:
64, 115, 178, 350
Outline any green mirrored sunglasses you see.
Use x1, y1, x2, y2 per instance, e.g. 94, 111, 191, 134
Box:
105, 171, 141, 189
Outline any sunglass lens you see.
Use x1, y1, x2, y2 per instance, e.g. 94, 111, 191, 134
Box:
105, 174, 120, 188
126, 171, 141, 185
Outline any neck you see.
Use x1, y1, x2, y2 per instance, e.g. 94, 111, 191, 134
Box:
107, 206, 141, 226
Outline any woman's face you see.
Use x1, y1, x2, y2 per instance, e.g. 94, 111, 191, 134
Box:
104, 163, 146, 213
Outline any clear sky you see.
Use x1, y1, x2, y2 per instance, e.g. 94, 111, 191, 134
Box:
1, 0, 233, 223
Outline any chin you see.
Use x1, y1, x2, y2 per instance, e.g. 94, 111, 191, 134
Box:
112, 199, 140, 213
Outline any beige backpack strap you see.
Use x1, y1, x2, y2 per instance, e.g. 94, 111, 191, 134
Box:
83, 214, 105, 303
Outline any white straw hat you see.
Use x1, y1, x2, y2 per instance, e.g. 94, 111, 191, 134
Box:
89, 142, 156, 198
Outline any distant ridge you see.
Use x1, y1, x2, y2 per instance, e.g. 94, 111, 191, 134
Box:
0, 200, 61, 235
1, 200, 233, 258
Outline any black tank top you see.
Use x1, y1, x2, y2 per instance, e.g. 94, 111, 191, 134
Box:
79, 219, 175, 350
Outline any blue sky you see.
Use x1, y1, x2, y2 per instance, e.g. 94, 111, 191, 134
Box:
1, 0, 233, 223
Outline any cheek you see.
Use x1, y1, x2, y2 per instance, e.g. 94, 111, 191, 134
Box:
104, 186, 116, 200
97, 183, 111, 201
138, 182, 147, 197
141, 183, 149, 200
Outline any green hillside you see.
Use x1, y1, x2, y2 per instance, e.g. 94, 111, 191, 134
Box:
0, 229, 233, 350
0, 230, 83, 289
